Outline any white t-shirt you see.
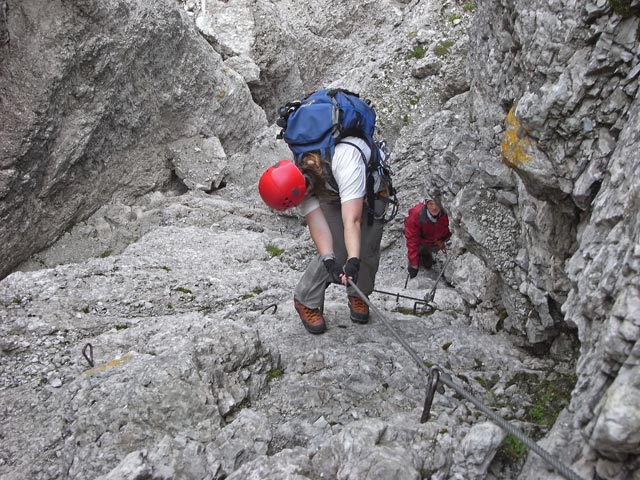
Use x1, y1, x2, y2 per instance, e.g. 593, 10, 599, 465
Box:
299, 137, 370, 217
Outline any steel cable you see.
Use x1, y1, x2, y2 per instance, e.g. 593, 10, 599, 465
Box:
347, 279, 584, 480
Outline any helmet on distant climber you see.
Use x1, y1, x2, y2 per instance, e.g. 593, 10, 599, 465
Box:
258, 160, 307, 210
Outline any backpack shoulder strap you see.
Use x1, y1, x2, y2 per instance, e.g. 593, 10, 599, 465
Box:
338, 140, 377, 225
337, 140, 369, 166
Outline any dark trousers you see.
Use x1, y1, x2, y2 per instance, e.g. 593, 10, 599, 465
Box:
419, 244, 440, 269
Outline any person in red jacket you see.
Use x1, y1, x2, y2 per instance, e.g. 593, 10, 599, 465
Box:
404, 194, 451, 278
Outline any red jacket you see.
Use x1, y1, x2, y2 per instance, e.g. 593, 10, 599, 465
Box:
404, 203, 451, 267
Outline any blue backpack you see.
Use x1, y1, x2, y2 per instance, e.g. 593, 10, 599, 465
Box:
276, 88, 398, 224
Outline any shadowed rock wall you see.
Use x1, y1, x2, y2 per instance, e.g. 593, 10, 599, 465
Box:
0, 0, 265, 279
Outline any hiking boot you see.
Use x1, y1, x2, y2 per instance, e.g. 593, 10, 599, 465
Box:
348, 296, 370, 324
294, 300, 326, 334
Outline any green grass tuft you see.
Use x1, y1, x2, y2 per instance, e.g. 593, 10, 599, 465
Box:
398, 306, 419, 316
419, 469, 433, 478
475, 373, 500, 390
608, 0, 638, 16
238, 288, 265, 300
506, 371, 577, 435
266, 245, 285, 257
266, 368, 284, 383
498, 434, 528, 461
408, 44, 427, 59
433, 40, 454, 57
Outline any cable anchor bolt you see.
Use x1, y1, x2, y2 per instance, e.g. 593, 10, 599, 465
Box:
420, 366, 442, 423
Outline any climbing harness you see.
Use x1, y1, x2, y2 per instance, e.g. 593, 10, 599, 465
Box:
347, 279, 585, 480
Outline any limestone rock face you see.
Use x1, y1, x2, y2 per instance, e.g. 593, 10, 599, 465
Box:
450, 422, 506, 480
463, 0, 640, 477
0, 0, 266, 279
2, 0, 640, 478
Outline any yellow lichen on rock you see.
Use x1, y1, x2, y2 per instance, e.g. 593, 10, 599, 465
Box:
85, 353, 134, 375
501, 104, 532, 167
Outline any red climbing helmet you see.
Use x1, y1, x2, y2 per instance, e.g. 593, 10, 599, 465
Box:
258, 160, 306, 210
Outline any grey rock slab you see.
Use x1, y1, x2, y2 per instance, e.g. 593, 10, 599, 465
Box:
587, 364, 640, 456
411, 57, 443, 79
168, 136, 228, 192
196, 0, 255, 57
97, 449, 174, 480
1, 313, 275, 479
224, 55, 262, 85
225, 447, 313, 480
450, 422, 505, 480
449, 252, 499, 307
310, 419, 426, 479
203, 409, 273, 478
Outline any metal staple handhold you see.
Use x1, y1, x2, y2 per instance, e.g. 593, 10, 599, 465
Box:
420, 366, 442, 423
82, 343, 94, 368
261, 304, 278, 315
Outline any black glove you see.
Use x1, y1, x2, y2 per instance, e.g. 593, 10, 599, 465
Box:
323, 258, 344, 284
344, 257, 360, 284
408, 265, 419, 278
